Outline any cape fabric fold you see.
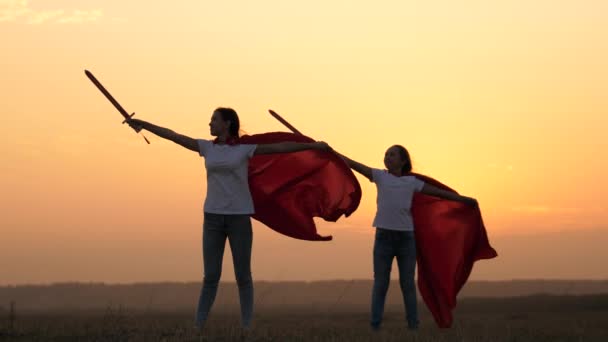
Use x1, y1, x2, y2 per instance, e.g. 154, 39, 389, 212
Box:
411, 173, 497, 327
240, 132, 361, 241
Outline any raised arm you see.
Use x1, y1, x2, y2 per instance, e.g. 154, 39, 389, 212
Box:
333, 151, 373, 181
127, 119, 198, 152
253, 141, 331, 155
419, 183, 478, 206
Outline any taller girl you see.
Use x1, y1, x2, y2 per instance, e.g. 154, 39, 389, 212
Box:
127, 107, 330, 330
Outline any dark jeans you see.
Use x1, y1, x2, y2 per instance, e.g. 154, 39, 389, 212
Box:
196, 213, 253, 328
370, 228, 418, 329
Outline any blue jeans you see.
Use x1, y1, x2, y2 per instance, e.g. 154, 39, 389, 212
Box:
196, 213, 253, 328
371, 228, 418, 329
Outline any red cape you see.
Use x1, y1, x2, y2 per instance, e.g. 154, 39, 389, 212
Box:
240, 132, 496, 327
240, 132, 361, 241
411, 173, 497, 327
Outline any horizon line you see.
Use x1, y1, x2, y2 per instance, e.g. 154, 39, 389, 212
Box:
3, 278, 608, 287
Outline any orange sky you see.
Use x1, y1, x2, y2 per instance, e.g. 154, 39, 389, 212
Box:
1, 0, 607, 285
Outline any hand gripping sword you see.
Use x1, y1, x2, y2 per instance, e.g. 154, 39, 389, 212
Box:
84, 70, 150, 144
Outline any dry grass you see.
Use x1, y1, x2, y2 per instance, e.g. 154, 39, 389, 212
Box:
1, 296, 607, 341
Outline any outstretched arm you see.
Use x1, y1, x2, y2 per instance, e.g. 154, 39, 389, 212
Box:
254, 141, 331, 155
333, 151, 373, 181
419, 183, 478, 206
127, 119, 198, 152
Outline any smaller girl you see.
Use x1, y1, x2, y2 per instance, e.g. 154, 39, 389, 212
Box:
336, 144, 477, 330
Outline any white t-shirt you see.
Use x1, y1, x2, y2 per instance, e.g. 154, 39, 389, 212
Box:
197, 139, 258, 215
371, 168, 425, 231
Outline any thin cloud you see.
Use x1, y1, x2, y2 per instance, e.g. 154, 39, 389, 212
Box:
0, 0, 102, 24
26, 9, 63, 24
0, 0, 30, 22
57, 9, 102, 24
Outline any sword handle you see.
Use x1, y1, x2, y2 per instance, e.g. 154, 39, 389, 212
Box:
122, 112, 136, 124
122, 112, 151, 144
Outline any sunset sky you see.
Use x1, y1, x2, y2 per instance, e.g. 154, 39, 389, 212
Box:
1, 0, 607, 285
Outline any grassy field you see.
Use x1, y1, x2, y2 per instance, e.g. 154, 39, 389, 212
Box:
1, 295, 607, 341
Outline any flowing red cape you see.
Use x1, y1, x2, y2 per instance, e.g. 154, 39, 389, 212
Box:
240, 132, 361, 241
411, 173, 498, 327
240, 132, 496, 327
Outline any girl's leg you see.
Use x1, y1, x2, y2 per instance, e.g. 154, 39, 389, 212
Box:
396, 231, 418, 329
370, 229, 394, 330
196, 213, 227, 327
227, 215, 254, 328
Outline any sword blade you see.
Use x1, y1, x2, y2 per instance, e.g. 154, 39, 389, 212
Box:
85, 69, 150, 144
268, 109, 303, 135
85, 69, 131, 122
